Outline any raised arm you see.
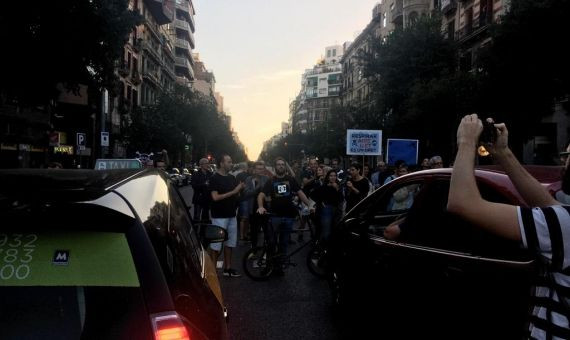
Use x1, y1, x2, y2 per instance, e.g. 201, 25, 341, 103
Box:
447, 115, 521, 241
489, 123, 558, 207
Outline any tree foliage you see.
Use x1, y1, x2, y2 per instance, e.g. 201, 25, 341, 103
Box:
0, 0, 142, 105
127, 85, 247, 164
478, 0, 570, 152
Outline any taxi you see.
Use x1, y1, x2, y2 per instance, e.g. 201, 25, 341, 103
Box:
0, 169, 229, 340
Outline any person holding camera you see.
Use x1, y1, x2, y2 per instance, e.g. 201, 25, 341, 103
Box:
447, 114, 570, 339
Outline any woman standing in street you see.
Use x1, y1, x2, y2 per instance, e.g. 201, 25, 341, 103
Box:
312, 169, 344, 243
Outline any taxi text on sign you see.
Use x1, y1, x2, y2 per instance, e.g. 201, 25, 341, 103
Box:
346, 129, 382, 156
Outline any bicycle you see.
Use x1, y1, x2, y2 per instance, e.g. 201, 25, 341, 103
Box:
243, 212, 328, 280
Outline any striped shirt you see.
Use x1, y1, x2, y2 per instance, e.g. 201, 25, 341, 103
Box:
518, 205, 570, 339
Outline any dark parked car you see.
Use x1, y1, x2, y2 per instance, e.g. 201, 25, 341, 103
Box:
328, 166, 563, 339
0, 169, 229, 340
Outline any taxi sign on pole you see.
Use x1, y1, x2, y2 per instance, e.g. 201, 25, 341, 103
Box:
94, 159, 143, 170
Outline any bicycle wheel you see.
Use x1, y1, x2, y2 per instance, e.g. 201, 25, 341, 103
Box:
306, 244, 327, 278
243, 246, 273, 281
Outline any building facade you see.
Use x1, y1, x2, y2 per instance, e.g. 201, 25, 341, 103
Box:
291, 46, 344, 134
192, 53, 217, 103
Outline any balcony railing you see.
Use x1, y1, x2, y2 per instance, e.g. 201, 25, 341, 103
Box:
175, 38, 191, 51
175, 56, 191, 70
144, 18, 161, 41
142, 69, 160, 87
162, 63, 176, 80
174, 19, 190, 32
142, 40, 162, 62
144, 0, 174, 25
391, 0, 403, 23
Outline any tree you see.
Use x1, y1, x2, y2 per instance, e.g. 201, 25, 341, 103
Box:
0, 0, 142, 105
361, 15, 481, 161
127, 84, 247, 165
479, 0, 570, 156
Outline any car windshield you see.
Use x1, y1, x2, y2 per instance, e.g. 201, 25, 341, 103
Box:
0, 200, 152, 340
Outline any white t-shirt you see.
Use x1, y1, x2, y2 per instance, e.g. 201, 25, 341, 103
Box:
518, 205, 570, 339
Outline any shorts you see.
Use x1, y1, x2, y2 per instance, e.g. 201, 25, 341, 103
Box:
209, 217, 238, 251
238, 200, 251, 219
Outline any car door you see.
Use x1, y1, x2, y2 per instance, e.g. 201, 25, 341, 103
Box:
368, 179, 535, 338
332, 179, 429, 330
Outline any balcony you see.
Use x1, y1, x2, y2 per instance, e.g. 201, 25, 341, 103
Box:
440, 0, 457, 13
175, 56, 191, 70
144, 18, 161, 41
175, 38, 191, 52
391, 0, 403, 23
455, 22, 489, 44
142, 40, 162, 63
142, 69, 160, 87
143, 0, 174, 25
175, 57, 194, 80
163, 63, 176, 80
174, 19, 195, 48
174, 19, 190, 32
175, 0, 195, 32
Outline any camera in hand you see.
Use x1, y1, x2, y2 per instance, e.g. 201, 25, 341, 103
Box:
478, 120, 497, 157
480, 120, 497, 145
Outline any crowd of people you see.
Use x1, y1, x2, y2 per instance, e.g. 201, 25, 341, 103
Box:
191, 152, 449, 278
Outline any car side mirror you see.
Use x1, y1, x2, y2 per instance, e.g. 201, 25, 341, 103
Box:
198, 224, 228, 248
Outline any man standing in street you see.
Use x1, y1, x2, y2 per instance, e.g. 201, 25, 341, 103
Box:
208, 154, 245, 278
244, 161, 270, 248
257, 157, 314, 275
345, 163, 370, 212
191, 158, 212, 221
447, 114, 570, 339
371, 161, 388, 190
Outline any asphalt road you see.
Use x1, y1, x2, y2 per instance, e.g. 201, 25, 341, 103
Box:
179, 185, 344, 340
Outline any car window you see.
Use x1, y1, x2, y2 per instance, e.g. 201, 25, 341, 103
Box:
0, 205, 153, 340
356, 181, 424, 218
168, 184, 203, 273
390, 180, 530, 261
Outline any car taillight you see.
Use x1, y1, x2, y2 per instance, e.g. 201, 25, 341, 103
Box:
151, 312, 190, 340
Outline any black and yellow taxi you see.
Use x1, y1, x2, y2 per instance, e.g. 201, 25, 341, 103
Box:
0, 169, 229, 340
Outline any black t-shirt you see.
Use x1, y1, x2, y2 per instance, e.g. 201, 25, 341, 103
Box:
313, 184, 343, 208
346, 177, 370, 211
236, 171, 249, 183
301, 168, 318, 196
262, 175, 301, 218
209, 172, 239, 218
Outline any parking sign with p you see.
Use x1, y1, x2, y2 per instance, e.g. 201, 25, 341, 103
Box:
77, 133, 86, 150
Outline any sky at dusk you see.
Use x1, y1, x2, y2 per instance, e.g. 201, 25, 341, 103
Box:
193, 0, 382, 160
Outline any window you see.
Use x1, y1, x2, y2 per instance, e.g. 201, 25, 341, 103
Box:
319, 88, 327, 95
383, 13, 387, 27
332, 49, 336, 57
408, 11, 419, 25
169, 184, 203, 273
327, 50, 331, 58
374, 180, 529, 260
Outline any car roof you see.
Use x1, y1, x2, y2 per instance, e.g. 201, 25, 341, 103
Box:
389, 165, 563, 206
0, 169, 151, 202
406, 165, 562, 184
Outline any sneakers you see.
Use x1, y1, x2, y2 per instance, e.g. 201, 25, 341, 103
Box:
223, 268, 242, 278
